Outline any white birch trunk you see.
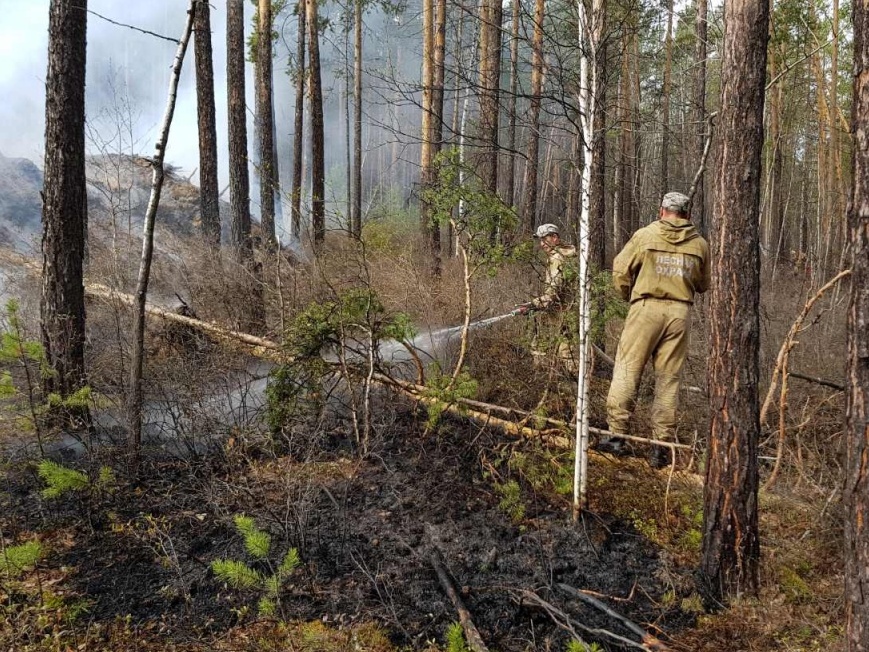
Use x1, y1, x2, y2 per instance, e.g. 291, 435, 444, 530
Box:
573, 0, 597, 519
128, 1, 196, 452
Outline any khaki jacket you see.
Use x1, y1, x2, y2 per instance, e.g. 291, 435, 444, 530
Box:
532, 244, 577, 309
613, 219, 709, 304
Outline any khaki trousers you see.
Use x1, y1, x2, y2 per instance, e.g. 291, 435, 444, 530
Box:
606, 298, 691, 440
531, 310, 577, 375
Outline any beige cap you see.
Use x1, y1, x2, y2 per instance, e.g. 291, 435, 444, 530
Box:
661, 192, 690, 214
533, 223, 559, 238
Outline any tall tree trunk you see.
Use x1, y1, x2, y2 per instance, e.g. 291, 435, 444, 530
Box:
351, 0, 363, 238
194, 0, 220, 247
691, 0, 708, 233
128, 1, 195, 452
589, 3, 607, 269
227, 0, 251, 260
768, 45, 786, 262
506, 0, 520, 209
845, 0, 869, 645
660, 0, 673, 194
701, 0, 769, 601
420, 0, 440, 274
291, 0, 306, 241
307, 0, 326, 249
615, 33, 631, 250
256, 0, 276, 247
432, 0, 446, 265
477, 0, 503, 206
521, 0, 545, 236
41, 0, 89, 423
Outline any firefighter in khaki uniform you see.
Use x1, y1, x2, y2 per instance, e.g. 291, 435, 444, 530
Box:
516, 223, 577, 374
599, 192, 710, 467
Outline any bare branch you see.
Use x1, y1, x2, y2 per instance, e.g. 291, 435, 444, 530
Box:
85, 9, 180, 43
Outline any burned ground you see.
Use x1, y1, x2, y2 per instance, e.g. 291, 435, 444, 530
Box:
1, 402, 698, 651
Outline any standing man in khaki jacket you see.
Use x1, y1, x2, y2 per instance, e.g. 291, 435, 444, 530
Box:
517, 223, 577, 373
599, 192, 710, 467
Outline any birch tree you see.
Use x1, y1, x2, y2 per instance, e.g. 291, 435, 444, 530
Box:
128, 2, 196, 452
573, 0, 599, 519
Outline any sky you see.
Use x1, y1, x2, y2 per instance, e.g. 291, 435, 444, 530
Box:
0, 0, 263, 189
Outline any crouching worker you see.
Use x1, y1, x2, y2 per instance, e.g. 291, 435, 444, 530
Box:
515, 223, 577, 375
599, 192, 710, 468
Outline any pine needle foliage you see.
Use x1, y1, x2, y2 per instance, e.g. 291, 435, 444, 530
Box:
211, 559, 262, 589
267, 288, 414, 434
234, 514, 271, 559
446, 622, 469, 652
422, 365, 478, 429
37, 460, 89, 498
37, 460, 115, 499
0, 540, 42, 578
210, 514, 301, 619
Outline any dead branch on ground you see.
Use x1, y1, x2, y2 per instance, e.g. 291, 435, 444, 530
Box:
425, 525, 490, 652
515, 588, 650, 651
556, 583, 672, 650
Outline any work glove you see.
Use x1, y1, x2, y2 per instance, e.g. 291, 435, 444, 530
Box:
513, 302, 534, 316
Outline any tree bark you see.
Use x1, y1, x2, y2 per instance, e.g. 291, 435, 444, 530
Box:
505, 0, 520, 209
351, 0, 363, 238
193, 0, 220, 247
589, 3, 607, 269
419, 0, 441, 275
307, 0, 326, 249
227, 0, 252, 261
660, 0, 673, 195
845, 0, 869, 645
477, 0, 503, 206
128, 1, 195, 452
690, 0, 708, 233
521, 0, 545, 236
41, 0, 89, 422
291, 0, 306, 242
701, 0, 769, 601
256, 0, 276, 247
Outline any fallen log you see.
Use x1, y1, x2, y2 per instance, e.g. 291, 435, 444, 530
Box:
425, 525, 490, 652
371, 373, 691, 452
82, 280, 690, 454
86, 283, 285, 359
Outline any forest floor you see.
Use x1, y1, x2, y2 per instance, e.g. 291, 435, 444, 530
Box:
0, 241, 849, 651
0, 375, 845, 651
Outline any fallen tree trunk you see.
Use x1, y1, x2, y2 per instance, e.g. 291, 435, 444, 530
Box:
87, 283, 282, 357
83, 281, 689, 454
425, 525, 490, 652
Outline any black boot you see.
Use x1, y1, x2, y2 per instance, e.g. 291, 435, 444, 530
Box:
648, 446, 672, 469
596, 436, 628, 456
